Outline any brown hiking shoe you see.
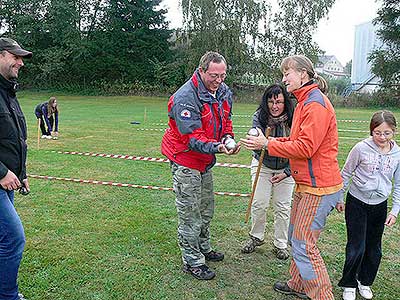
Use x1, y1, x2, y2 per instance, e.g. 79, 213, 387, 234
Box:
273, 281, 310, 299
204, 250, 224, 262
241, 236, 264, 253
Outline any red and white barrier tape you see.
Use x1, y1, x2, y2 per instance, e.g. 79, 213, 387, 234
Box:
137, 128, 369, 136
136, 128, 249, 134
57, 151, 251, 169
232, 115, 252, 118
338, 129, 369, 133
152, 123, 252, 128
232, 116, 368, 123
28, 174, 250, 197
337, 119, 368, 123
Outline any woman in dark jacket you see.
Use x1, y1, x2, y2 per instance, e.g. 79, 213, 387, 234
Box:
241, 84, 295, 260
35, 96, 59, 139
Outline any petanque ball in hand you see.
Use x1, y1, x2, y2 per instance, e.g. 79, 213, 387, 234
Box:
247, 127, 259, 137
224, 137, 237, 150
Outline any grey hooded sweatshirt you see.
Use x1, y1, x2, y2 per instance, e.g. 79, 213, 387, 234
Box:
339, 137, 400, 217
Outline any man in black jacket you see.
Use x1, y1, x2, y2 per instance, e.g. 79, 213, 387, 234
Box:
0, 37, 32, 300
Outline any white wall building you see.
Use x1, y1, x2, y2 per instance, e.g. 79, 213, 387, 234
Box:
351, 21, 383, 93
316, 55, 348, 79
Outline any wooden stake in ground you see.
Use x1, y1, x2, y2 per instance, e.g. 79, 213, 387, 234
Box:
245, 127, 271, 223
37, 118, 41, 150
143, 107, 147, 123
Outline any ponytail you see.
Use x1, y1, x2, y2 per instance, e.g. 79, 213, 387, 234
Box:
314, 73, 328, 94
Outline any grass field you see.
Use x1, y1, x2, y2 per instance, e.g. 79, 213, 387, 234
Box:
14, 91, 400, 300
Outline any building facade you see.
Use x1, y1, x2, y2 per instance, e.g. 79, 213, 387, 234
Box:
351, 21, 383, 93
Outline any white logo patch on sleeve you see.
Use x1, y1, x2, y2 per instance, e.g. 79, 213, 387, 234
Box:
180, 109, 191, 119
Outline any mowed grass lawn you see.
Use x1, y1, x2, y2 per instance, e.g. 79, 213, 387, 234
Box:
14, 91, 400, 300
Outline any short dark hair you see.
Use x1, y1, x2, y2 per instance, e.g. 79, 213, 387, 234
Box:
199, 51, 227, 72
370, 110, 397, 135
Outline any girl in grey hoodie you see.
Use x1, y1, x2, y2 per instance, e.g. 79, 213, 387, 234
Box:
337, 110, 400, 300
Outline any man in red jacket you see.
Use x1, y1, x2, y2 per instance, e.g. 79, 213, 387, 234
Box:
161, 51, 240, 280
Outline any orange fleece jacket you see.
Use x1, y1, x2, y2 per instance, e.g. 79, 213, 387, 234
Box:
268, 83, 342, 188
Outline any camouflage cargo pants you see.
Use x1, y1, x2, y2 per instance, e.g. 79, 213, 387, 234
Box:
171, 162, 215, 267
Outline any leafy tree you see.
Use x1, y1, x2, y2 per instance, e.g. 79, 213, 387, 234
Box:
179, 0, 266, 82
86, 0, 172, 83
326, 76, 350, 96
179, 0, 336, 84
0, 0, 173, 89
369, 0, 400, 93
344, 60, 352, 75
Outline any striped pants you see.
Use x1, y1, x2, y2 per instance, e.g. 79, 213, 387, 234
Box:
287, 191, 340, 300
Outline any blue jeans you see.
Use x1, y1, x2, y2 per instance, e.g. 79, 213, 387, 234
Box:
0, 189, 25, 300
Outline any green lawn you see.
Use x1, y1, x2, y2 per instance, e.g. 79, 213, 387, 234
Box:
14, 91, 400, 300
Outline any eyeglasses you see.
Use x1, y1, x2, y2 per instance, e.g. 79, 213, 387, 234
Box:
267, 100, 284, 106
206, 72, 227, 80
372, 130, 394, 138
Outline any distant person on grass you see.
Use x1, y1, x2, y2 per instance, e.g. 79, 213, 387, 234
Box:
161, 51, 240, 280
34, 96, 59, 140
336, 110, 399, 300
241, 55, 343, 300
0, 37, 32, 300
241, 83, 295, 260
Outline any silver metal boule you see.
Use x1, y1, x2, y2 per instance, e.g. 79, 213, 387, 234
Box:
224, 137, 237, 150
247, 128, 259, 137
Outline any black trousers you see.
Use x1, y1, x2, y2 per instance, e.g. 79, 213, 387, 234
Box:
338, 192, 387, 288
37, 115, 54, 136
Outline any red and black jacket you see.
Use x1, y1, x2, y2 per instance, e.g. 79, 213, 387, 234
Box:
161, 69, 234, 172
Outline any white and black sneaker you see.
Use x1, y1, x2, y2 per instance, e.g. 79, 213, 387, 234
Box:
358, 281, 373, 299
18, 293, 27, 300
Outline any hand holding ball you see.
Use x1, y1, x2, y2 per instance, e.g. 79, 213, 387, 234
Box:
247, 127, 259, 137
223, 137, 237, 150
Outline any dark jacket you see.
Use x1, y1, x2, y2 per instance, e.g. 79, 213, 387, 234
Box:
252, 110, 291, 176
161, 69, 234, 172
35, 102, 58, 132
0, 74, 27, 185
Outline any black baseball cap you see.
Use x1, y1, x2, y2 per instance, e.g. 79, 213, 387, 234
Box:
0, 37, 32, 58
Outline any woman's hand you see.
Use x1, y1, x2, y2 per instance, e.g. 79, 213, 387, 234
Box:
240, 128, 269, 151
270, 173, 287, 184
385, 213, 397, 227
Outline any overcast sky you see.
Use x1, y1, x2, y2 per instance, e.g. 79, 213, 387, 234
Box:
160, 0, 381, 66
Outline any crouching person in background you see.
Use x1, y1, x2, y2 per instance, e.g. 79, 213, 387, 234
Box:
34, 96, 59, 140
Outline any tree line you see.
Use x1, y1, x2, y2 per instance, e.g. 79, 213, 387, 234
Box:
0, 0, 397, 98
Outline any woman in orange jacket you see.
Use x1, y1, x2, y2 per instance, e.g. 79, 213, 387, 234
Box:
241, 55, 343, 300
